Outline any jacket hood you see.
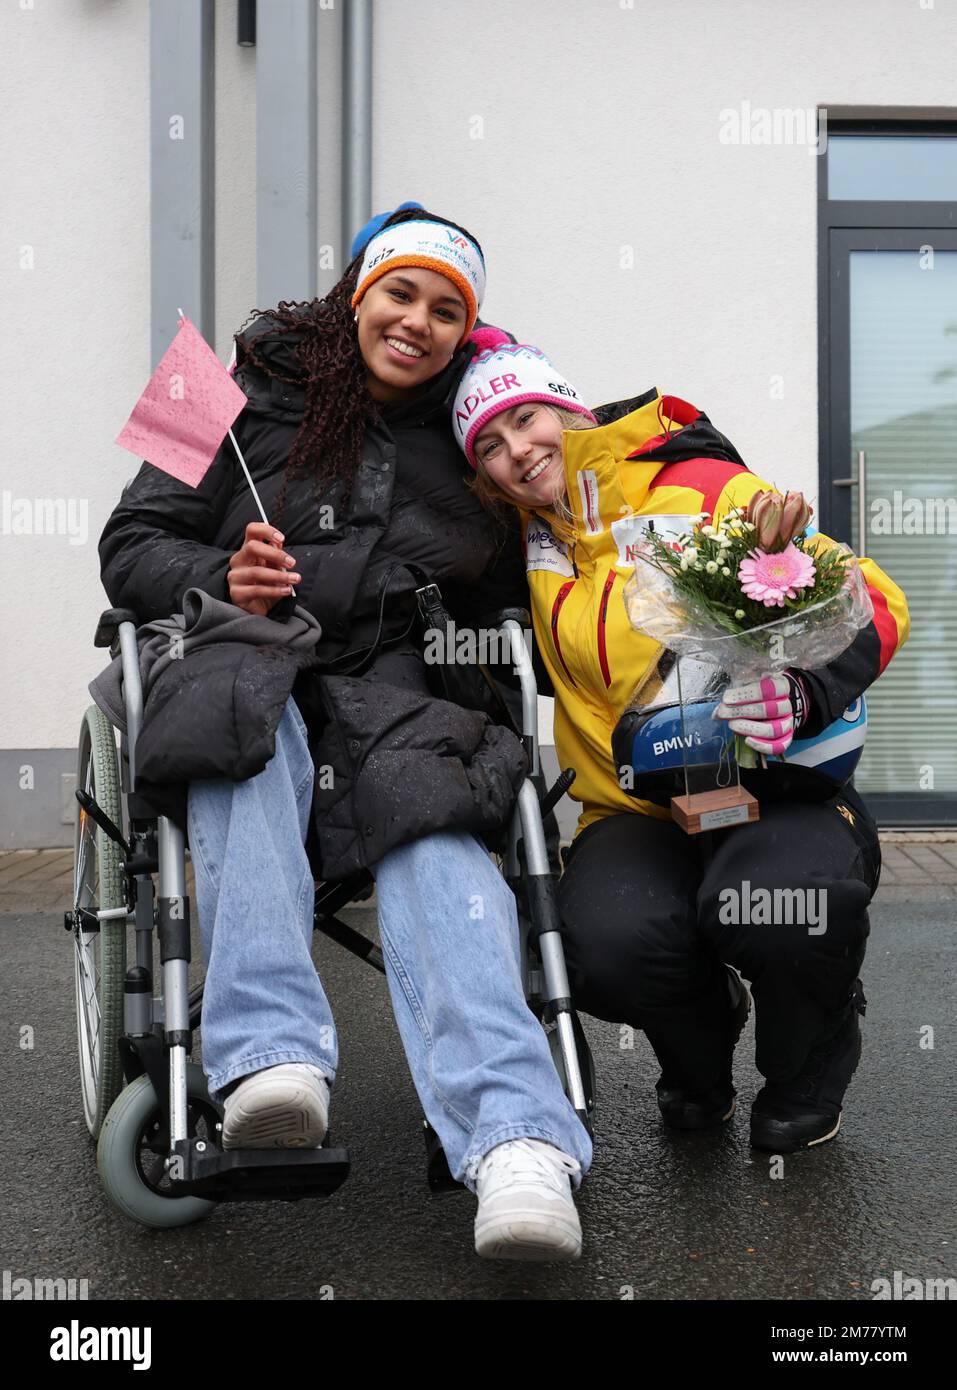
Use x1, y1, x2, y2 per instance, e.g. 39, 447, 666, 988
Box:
234, 305, 314, 379
591, 387, 659, 427
590, 389, 747, 471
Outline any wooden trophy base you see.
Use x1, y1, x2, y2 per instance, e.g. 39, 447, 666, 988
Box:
671, 785, 760, 835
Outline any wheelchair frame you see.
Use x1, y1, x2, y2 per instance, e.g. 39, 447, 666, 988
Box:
69, 603, 593, 1226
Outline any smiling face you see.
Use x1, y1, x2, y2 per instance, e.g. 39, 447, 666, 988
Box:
473, 403, 568, 508
356, 267, 468, 402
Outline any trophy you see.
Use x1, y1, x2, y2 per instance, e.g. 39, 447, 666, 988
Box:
669, 645, 759, 834
612, 642, 759, 834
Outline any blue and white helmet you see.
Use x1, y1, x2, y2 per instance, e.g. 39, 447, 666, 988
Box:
612, 694, 867, 807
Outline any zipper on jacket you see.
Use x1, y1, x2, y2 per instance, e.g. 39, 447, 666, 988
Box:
550, 580, 579, 688
597, 570, 617, 689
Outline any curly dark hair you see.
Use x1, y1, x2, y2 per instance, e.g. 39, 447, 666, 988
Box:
234, 206, 482, 525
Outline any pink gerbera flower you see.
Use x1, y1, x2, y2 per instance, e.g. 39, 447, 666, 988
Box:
738, 543, 816, 607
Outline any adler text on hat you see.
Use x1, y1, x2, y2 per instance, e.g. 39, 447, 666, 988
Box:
50, 1320, 151, 1370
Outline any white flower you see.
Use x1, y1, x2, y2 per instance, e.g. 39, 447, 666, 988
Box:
705, 560, 719, 574
718, 535, 733, 549
684, 546, 698, 561
694, 562, 703, 571
700, 524, 715, 537
722, 566, 731, 577
735, 608, 745, 619
680, 556, 690, 571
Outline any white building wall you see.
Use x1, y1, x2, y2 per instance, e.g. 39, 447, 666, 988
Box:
371, 0, 953, 506
2, 0, 954, 844
2, 1, 149, 759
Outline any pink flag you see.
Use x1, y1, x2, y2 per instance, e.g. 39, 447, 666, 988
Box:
115, 315, 247, 488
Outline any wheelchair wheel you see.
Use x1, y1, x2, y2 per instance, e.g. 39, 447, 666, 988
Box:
97, 1064, 218, 1229
73, 705, 127, 1138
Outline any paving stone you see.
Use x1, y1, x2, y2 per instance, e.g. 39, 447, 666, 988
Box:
3, 828, 957, 914
0, 854, 48, 886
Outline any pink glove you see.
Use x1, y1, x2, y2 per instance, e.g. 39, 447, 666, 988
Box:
712, 672, 810, 756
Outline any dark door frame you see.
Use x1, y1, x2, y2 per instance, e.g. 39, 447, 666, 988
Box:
818, 123, 957, 826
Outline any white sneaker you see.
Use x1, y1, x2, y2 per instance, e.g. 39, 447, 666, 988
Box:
221, 1064, 330, 1150
474, 1138, 582, 1261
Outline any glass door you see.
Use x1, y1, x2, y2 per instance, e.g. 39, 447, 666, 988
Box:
825, 228, 957, 824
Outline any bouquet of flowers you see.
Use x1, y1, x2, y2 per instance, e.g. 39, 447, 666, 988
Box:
621, 489, 873, 770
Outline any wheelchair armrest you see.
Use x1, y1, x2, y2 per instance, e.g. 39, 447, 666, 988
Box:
480, 606, 554, 699
94, 606, 140, 648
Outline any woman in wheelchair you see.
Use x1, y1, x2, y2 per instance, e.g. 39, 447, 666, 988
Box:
97, 211, 591, 1260
453, 339, 910, 1154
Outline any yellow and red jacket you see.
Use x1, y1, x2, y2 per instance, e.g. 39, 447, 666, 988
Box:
521, 390, 910, 838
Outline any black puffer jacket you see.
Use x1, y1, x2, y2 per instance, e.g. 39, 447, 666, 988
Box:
98, 311, 530, 879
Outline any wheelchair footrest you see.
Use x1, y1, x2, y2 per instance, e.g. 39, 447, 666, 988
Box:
168, 1138, 350, 1202
422, 1121, 464, 1194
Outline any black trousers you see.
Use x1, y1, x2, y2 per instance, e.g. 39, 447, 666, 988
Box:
557, 786, 881, 1087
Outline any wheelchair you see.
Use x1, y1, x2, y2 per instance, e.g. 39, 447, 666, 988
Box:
68, 601, 595, 1229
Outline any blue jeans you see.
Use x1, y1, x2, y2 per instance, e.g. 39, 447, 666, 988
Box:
187, 696, 592, 1190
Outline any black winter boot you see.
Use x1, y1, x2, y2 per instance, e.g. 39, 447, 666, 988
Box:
750, 980, 866, 1153
654, 967, 752, 1130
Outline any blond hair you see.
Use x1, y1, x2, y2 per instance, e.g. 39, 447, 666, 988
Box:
469, 404, 594, 526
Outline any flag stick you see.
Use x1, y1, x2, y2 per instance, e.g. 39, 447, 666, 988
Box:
227, 426, 269, 526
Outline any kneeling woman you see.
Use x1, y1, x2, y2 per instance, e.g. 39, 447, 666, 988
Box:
453, 340, 909, 1153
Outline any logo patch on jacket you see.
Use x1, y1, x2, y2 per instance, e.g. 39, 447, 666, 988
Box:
577, 471, 603, 536
525, 518, 575, 576
611, 513, 705, 568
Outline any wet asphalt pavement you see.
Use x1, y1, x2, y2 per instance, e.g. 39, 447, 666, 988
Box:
3, 885, 955, 1302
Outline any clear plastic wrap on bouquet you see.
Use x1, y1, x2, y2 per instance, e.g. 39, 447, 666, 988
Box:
621, 541, 874, 690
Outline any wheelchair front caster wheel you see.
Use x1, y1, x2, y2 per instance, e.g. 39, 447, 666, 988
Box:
97, 1064, 219, 1228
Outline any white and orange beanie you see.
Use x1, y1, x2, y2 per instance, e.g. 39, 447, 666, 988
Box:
453, 332, 596, 469
351, 218, 486, 344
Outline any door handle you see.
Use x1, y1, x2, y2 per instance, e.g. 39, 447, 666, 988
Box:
833, 450, 867, 552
